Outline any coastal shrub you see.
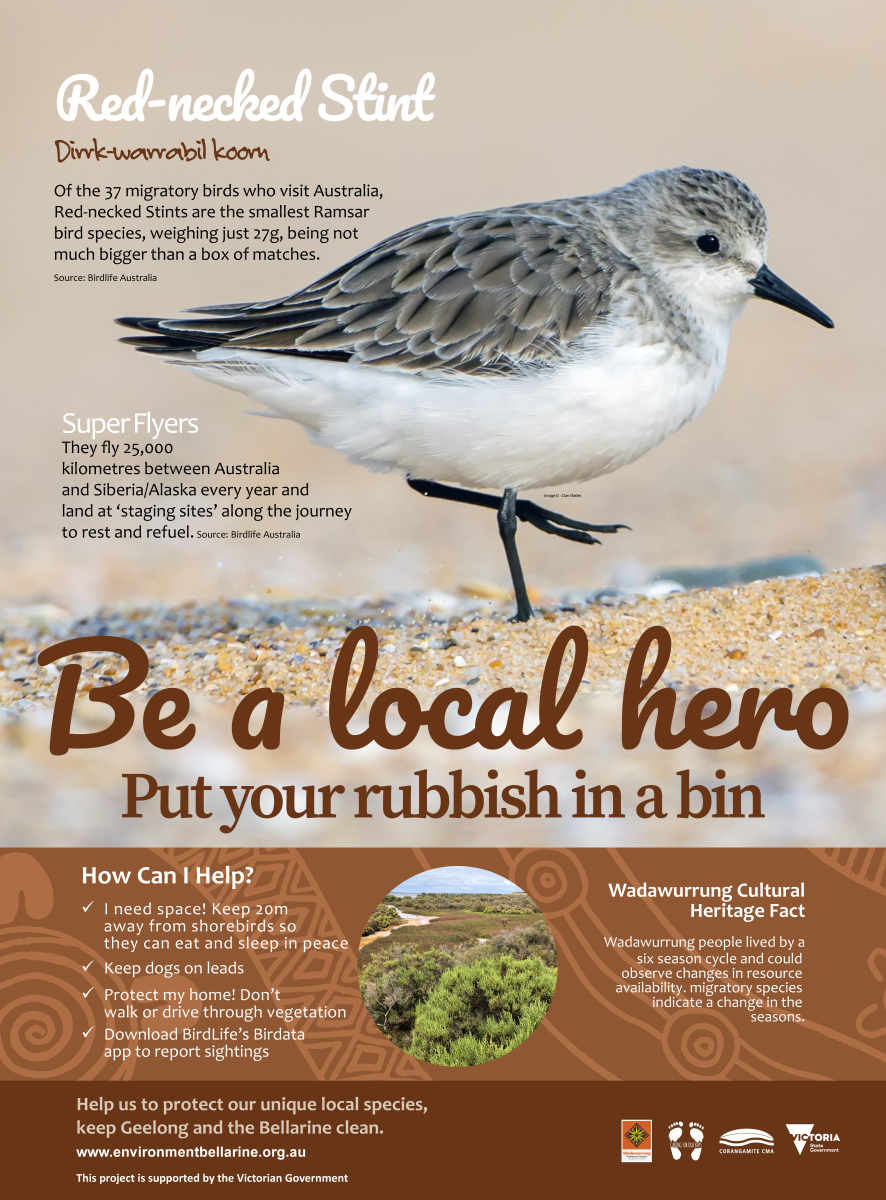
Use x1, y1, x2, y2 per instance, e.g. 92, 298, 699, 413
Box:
362, 904, 402, 936
360, 946, 456, 1046
409, 954, 557, 1066
489, 923, 558, 967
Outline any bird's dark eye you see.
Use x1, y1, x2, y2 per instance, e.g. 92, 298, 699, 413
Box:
696, 234, 720, 254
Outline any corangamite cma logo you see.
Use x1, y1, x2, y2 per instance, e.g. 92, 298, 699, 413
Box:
719, 1129, 775, 1155
786, 1124, 840, 1155
621, 1120, 652, 1163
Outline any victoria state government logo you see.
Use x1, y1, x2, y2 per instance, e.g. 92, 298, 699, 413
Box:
621, 1120, 653, 1163
786, 1124, 840, 1155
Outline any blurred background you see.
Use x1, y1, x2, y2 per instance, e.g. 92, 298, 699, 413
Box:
2, 0, 885, 851
3, 0, 884, 613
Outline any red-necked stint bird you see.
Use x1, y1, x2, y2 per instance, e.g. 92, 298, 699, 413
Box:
118, 166, 833, 621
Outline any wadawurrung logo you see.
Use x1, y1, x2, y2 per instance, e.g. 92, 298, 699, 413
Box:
786, 1124, 840, 1155
621, 1120, 653, 1163
668, 1122, 704, 1161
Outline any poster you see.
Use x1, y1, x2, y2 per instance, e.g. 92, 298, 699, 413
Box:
2, 0, 883, 1189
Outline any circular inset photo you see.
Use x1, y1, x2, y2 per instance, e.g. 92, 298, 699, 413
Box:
358, 865, 557, 1067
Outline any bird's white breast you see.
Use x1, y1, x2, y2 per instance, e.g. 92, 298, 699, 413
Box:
188, 319, 731, 491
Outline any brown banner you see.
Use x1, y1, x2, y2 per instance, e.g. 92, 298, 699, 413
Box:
1, 847, 884, 1082
1, 1081, 878, 1191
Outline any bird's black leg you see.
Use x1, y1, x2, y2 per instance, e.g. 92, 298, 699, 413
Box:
497, 487, 533, 622
407, 478, 500, 513
406, 478, 533, 619
407, 476, 627, 621
515, 499, 630, 540
407, 478, 628, 543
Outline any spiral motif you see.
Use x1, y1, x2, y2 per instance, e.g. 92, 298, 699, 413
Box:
661, 1011, 740, 1079
511, 850, 587, 917
0, 928, 136, 1080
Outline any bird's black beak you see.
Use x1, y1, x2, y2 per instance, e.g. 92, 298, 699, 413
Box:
748, 265, 834, 329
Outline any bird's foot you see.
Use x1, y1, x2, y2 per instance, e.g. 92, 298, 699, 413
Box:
514, 500, 629, 545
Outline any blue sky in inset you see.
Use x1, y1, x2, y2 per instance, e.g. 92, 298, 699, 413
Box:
389, 866, 521, 894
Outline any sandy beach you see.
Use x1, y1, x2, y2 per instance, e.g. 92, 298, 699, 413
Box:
3, 565, 884, 711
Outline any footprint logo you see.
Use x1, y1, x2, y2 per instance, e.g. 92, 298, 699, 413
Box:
668, 1122, 683, 1159
689, 1123, 704, 1160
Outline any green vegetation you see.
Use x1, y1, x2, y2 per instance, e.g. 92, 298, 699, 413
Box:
410, 955, 557, 1066
394, 891, 540, 916
359, 917, 557, 1066
488, 923, 558, 967
362, 904, 402, 936
361, 946, 457, 1046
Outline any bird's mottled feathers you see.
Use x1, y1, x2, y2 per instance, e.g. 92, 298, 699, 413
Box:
118, 201, 633, 374
117, 167, 768, 375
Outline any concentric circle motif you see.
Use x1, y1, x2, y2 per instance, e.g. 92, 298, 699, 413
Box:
661, 1010, 740, 1079
511, 850, 587, 917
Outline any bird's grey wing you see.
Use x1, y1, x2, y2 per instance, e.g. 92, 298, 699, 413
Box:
118, 203, 634, 374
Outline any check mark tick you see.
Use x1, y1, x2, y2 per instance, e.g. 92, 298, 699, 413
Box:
83, 1027, 94, 1038
82, 961, 94, 972
82, 988, 94, 998
82, 902, 94, 912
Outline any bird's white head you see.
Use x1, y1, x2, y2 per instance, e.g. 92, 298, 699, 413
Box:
601, 166, 833, 329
